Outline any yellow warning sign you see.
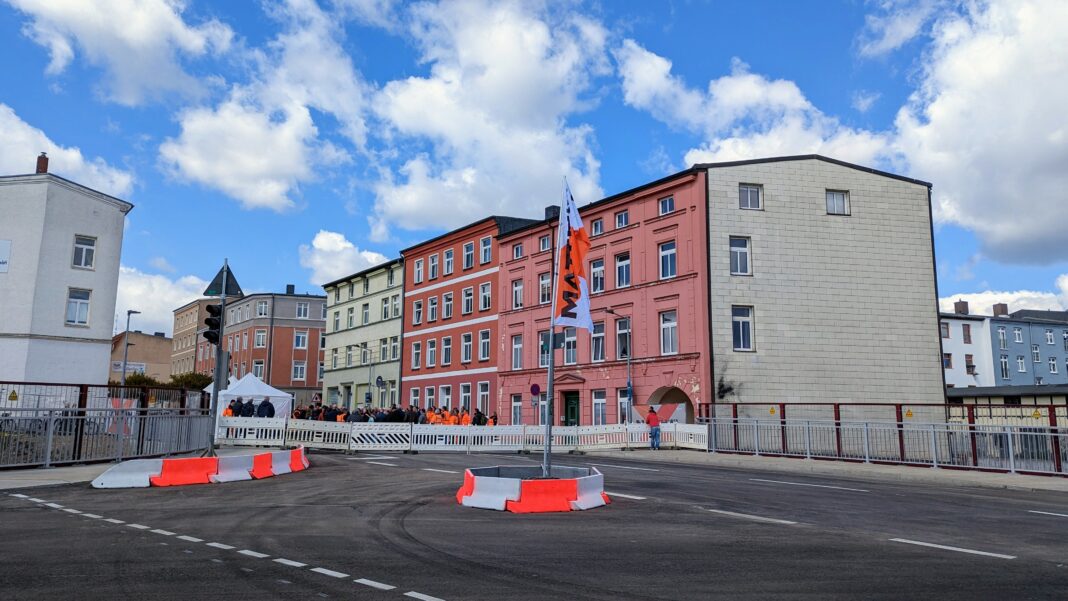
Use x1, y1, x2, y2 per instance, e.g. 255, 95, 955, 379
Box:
905, 409, 913, 419
1033, 409, 1042, 419
7, 390, 16, 402
769, 407, 776, 415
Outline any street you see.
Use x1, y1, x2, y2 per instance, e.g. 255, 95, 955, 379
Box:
3, 451, 1068, 600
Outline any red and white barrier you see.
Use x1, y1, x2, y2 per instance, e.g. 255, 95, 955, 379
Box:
91, 447, 309, 489
456, 465, 609, 513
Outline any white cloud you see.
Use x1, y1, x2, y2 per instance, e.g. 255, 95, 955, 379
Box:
149, 256, 176, 273
953, 253, 981, 281
857, 0, 940, 57
851, 90, 881, 113
158, 0, 366, 211
0, 103, 133, 196
369, 0, 607, 239
298, 230, 387, 285
7, 0, 232, 105
334, 0, 401, 30
115, 265, 208, 336
939, 274, 1068, 315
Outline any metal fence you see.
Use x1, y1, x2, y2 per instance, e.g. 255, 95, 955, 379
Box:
0, 381, 209, 410
0, 408, 213, 468
705, 402, 1068, 430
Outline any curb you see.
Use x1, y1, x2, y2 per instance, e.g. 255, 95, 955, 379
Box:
91, 447, 309, 489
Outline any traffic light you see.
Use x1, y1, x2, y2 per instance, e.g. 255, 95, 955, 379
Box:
203, 304, 222, 345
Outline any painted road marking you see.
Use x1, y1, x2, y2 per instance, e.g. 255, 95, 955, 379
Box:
10, 493, 28, 499
706, 509, 798, 525
241, 568, 254, 573
62, 508, 83, 514
104, 518, 125, 524
749, 478, 869, 493
310, 568, 349, 579
211, 559, 224, 564
355, 578, 396, 590
277, 580, 292, 585
28, 498, 45, 502
605, 492, 646, 500
151, 529, 175, 536
207, 542, 235, 550
177, 535, 204, 542
351, 455, 394, 460
45, 503, 64, 508
1028, 510, 1068, 519
238, 550, 270, 558
365, 461, 399, 467
127, 524, 151, 530
273, 558, 307, 568
405, 592, 446, 601
422, 468, 460, 474
82, 513, 103, 519
889, 538, 1016, 560
588, 463, 660, 472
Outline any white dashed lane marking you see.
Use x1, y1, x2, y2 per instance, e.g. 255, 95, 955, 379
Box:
104, 518, 125, 524
127, 524, 151, 530
28, 498, 45, 502
405, 592, 447, 601
889, 538, 1016, 560
151, 529, 175, 536
355, 578, 395, 590
238, 550, 270, 559
364, 461, 398, 467
45, 503, 64, 508
1028, 510, 1068, 519
705, 509, 798, 526
311, 568, 349, 578
177, 535, 203, 543
62, 508, 83, 514
207, 542, 235, 550
10, 493, 28, 499
605, 492, 646, 500
83, 513, 103, 519
749, 478, 870, 493
422, 468, 459, 474
273, 558, 307, 568
588, 463, 660, 472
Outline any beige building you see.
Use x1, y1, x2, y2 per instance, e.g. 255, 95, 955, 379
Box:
322, 259, 403, 409
110, 331, 172, 382
703, 155, 944, 406
171, 298, 221, 376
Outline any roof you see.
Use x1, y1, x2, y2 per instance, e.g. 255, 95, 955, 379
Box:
693, 154, 932, 188
399, 215, 540, 255
939, 312, 988, 321
947, 385, 1068, 398
322, 257, 403, 290
0, 172, 135, 213
1007, 309, 1068, 324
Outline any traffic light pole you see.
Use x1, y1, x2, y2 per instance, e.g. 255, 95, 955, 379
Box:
206, 261, 229, 457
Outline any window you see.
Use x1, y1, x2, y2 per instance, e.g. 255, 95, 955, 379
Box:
438, 249, 452, 275
292, 361, 306, 381
998, 326, 1007, 349
513, 243, 523, 259
348, 282, 355, 299
427, 339, 437, 367
319, 332, 325, 349
443, 293, 454, 319
1064, 331, 1068, 352
65, 289, 91, 325
590, 259, 604, 293
391, 336, 399, 360
536, 393, 548, 425
414, 259, 424, 283
392, 295, 400, 318
512, 280, 524, 309
963, 323, 972, 344
345, 307, 354, 328
479, 329, 491, 361
539, 235, 551, 252
512, 335, 523, 370
72, 235, 96, 269
615, 254, 631, 288
382, 298, 390, 320
1014, 327, 1023, 342
826, 190, 850, 215
380, 338, 388, 362
346, 345, 354, 367
591, 219, 603, 236
616, 318, 631, 360
480, 237, 492, 264
478, 382, 490, 413
1033, 344, 1041, 363
388, 268, 396, 287
331, 349, 338, 369
591, 322, 605, 362
412, 342, 422, 369
256, 301, 269, 317
463, 242, 475, 269
539, 330, 551, 367
254, 329, 267, 348
442, 336, 452, 365
410, 388, 420, 407
940, 323, 950, 339
334, 288, 340, 302
511, 394, 523, 425
460, 384, 472, 411
660, 310, 678, 355
1018, 356, 1027, 372
363, 278, 370, 294
658, 196, 675, 215
732, 306, 754, 351
730, 237, 751, 275
965, 354, 976, 375
1000, 355, 1010, 379
615, 210, 629, 228
293, 302, 308, 318
659, 241, 677, 279
539, 273, 551, 304
462, 287, 474, 314
252, 360, 264, 378
592, 390, 606, 425
1047, 329, 1055, 345
564, 327, 577, 365
439, 385, 452, 409
242, 332, 248, 350
362, 303, 370, 325
617, 389, 631, 424
429, 254, 439, 279
480, 282, 492, 310
739, 184, 762, 210
1050, 357, 1059, 374
428, 297, 438, 322
412, 300, 423, 325
461, 333, 473, 363
942, 353, 952, 369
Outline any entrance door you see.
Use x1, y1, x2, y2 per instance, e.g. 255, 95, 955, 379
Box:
564, 392, 580, 426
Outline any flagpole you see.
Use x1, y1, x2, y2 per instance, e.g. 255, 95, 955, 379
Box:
543, 191, 564, 479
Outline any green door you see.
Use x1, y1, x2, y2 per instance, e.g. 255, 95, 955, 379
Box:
564, 392, 580, 426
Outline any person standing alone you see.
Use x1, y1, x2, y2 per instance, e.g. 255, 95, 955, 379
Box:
646, 407, 661, 450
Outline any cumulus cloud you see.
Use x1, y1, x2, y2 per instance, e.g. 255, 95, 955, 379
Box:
940, 274, 1068, 316
851, 90, 881, 113
857, 0, 941, 57
7, 0, 232, 105
368, 0, 607, 239
0, 103, 133, 196
149, 256, 176, 273
115, 265, 208, 336
298, 230, 387, 285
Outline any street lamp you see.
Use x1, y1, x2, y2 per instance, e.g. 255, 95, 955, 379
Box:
121, 309, 141, 387
605, 307, 633, 424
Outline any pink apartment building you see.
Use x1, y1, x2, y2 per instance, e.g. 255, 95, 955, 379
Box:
496, 168, 712, 425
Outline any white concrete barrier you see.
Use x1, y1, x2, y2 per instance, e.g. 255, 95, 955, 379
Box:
210, 454, 254, 483
570, 468, 607, 510
461, 472, 523, 510
269, 450, 293, 475
91, 458, 164, 489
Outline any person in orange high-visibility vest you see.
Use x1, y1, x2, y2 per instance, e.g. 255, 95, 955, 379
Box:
461, 411, 472, 426
222, 406, 233, 417
336, 410, 347, 422
448, 409, 460, 425
487, 414, 497, 426
428, 409, 440, 425
439, 408, 449, 424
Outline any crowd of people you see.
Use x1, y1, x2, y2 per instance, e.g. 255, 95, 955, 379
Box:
221, 397, 275, 418
291, 402, 498, 426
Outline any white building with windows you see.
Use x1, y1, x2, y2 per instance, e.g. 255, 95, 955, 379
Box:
0, 154, 133, 384
939, 301, 995, 388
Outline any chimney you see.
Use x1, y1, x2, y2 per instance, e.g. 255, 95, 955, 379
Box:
544, 205, 559, 221
954, 300, 969, 315
35, 152, 48, 174
154, 332, 165, 337
993, 302, 1009, 317
285, 284, 295, 295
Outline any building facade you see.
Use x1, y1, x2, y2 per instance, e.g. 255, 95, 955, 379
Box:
171, 298, 226, 376
193, 286, 326, 403
985, 304, 1068, 387
497, 169, 712, 425
0, 154, 133, 384
110, 331, 172, 382
939, 301, 994, 388
322, 259, 403, 409
704, 156, 945, 406
400, 217, 537, 413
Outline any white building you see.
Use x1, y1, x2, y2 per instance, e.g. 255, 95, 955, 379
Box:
0, 154, 133, 384
940, 300, 994, 388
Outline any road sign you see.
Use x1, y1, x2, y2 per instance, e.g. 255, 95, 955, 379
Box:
769, 407, 776, 415
531, 384, 541, 396
1033, 409, 1042, 419
7, 390, 16, 402
204, 264, 243, 297
905, 409, 913, 419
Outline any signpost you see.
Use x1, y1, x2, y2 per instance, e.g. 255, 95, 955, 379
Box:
203, 260, 243, 456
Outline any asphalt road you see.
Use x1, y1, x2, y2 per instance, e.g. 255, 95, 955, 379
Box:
3, 450, 1068, 600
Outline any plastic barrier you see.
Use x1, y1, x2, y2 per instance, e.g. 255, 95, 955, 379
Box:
250, 452, 274, 479
459, 469, 523, 510
149, 457, 219, 486
216, 417, 287, 447
270, 450, 293, 476
289, 447, 309, 472
570, 468, 609, 510
210, 454, 255, 483
91, 458, 164, 488
90, 447, 309, 488
457, 465, 606, 513
287, 420, 350, 450
506, 478, 579, 513
351, 423, 412, 451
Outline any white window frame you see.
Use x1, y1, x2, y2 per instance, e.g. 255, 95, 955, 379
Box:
252, 360, 264, 378
444, 249, 454, 275
1014, 327, 1023, 343
660, 310, 678, 355
296, 302, 309, 319
347, 307, 355, 328
479, 329, 491, 361
732, 306, 754, 352
362, 303, 370, 325
590, 259, 604, 293
477, 381, 490, 413
592, 390, 607, 426
564, 327, 577, 365
292, 360, 306, 381
729, 237, 751, 276
513, 243, 523, 259
826, 190, 850, 216
659, 240, 677, 279
428, 296, 438, 322
461, 333, 473, 363
256, 300, 269, 317
65, 288, 91, 326
1018, 355, 1027, 372
480, 282, 492, 311
441, 336, 452, 365
615, 318, 630, 360
1033, 344, 1041, 363
658, 196, 675, 216
463, 242, 475, 269
414, 259, 424, 284
412, 341, 422, 369
462, 287, 474, 315
615, 254, 631, 288
615, 210, 629, 228
539, 273, 551, 304
591, 219, 603, 236
460, 383, 472, 411
1050, 356, 1059, 374
426, 339, 437, 367
382, 297, 390, 320
439, 385, 452, 409
512, 334, 523, 370
739, 184, 762, 210
254, 329, 266, 348
591, 321, 605, 362
512, 280, 524, 309
429, 254, 439, 280
443, 293, 453, 319
480, 236, 492, 264
539, 330, 551, 367
539, 235, 550, 252
511, 394, 523, 425
1047, 329, 1055, 345
410, 387, 420, 407
412, 300, 423, 325
72, 235, 96, 269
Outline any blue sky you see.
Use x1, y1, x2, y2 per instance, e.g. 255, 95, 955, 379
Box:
1, 0, 1066, 335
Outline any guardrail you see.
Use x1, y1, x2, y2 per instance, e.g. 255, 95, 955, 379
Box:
1, 408, 212, 468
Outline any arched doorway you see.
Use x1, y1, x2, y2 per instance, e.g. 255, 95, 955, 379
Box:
646, 386, 695, 423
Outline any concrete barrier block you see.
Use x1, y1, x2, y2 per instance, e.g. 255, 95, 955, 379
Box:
570, 470, 607, 510
210, 454, 255, 483
461, 475, 522, 510
270, 450, 292, 476
91, 459, 164, 489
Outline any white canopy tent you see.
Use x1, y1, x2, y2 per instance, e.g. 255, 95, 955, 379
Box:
212, 374, 293, 426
